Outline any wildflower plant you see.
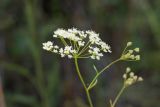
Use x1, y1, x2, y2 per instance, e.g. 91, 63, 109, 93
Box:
43, 28, 143, 107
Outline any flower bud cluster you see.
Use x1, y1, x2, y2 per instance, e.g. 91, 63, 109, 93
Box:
120, 42, 140, 61
43, 28, 111, 60
123, 67, 143, 87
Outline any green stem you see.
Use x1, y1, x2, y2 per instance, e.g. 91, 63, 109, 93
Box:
88, 58, 121, 90
111, 85, 125, 107
78, 41, 91, 56
81, 53, 91, 57
74, 58, 93, 107
78, 56, 90, 59
99, 59, 121, 75
121, 45, 128, 55
60, 37, 68, 46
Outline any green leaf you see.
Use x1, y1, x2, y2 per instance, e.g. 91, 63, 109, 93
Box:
0, 61, 31, 78
46, 59, 61, 106
0, 61, 35, 85
88, 79, 98, 90
5, 93, 38, 106
47, 60, 60, 94
93, 64, 98, 74
91, 79, 98, 87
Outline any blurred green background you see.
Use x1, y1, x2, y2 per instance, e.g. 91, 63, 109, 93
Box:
0, 0, 160, 107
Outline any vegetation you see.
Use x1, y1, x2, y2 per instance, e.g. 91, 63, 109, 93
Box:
0, 0, 160, 107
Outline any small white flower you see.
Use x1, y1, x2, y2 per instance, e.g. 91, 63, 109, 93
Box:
93, 47, 100, 53
68, 55, 73, 58
89, 47, 103, 60
87, 30, 101, 44
53, 35, 57, 37
59, 48, 65, 57
91, 55, 96, 59
88, 49, 92, 54
59, 48, 63, 53
78, 41, 85, 46
79, 32, 87, 38
54, 45, 59, 49
42, 41, 53, 51
61, 54, 65, 57
53, 49, 58, 53
64, 46, 72, 54
99, 42, 111, 53
68, 28, 79, 34
96, 56, 100, 60
54, 29, 68, 38
71, 49, 77, 54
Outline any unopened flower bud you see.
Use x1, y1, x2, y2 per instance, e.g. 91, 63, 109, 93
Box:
126, 67, 131, 73
138, 77, 143, 81
127, 42, 132, 47
123, 74, 127, 79
134, 48, 140, 52
130, 72, 134, 77
135, 55, 140, 60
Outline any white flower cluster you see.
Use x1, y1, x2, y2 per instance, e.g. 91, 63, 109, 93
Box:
42, 28, 111, 60
42, 41, 54, 51
123, 67, 143, 87
88, 47, 103, 60
53, 28, 87, 42
120, 42, 140, 61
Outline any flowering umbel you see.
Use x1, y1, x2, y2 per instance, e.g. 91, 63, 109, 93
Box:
43, 28, 111, 60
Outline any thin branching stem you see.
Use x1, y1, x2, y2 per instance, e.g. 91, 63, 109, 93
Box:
78, 41, 91, 55
88, 58, 121, 90
111, 85, 126, 107
60, 37, 68, 46
74, 58, 93, 107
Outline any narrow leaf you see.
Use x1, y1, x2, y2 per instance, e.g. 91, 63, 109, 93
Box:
88, 79, 98, 90
93, 64, 98, 74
